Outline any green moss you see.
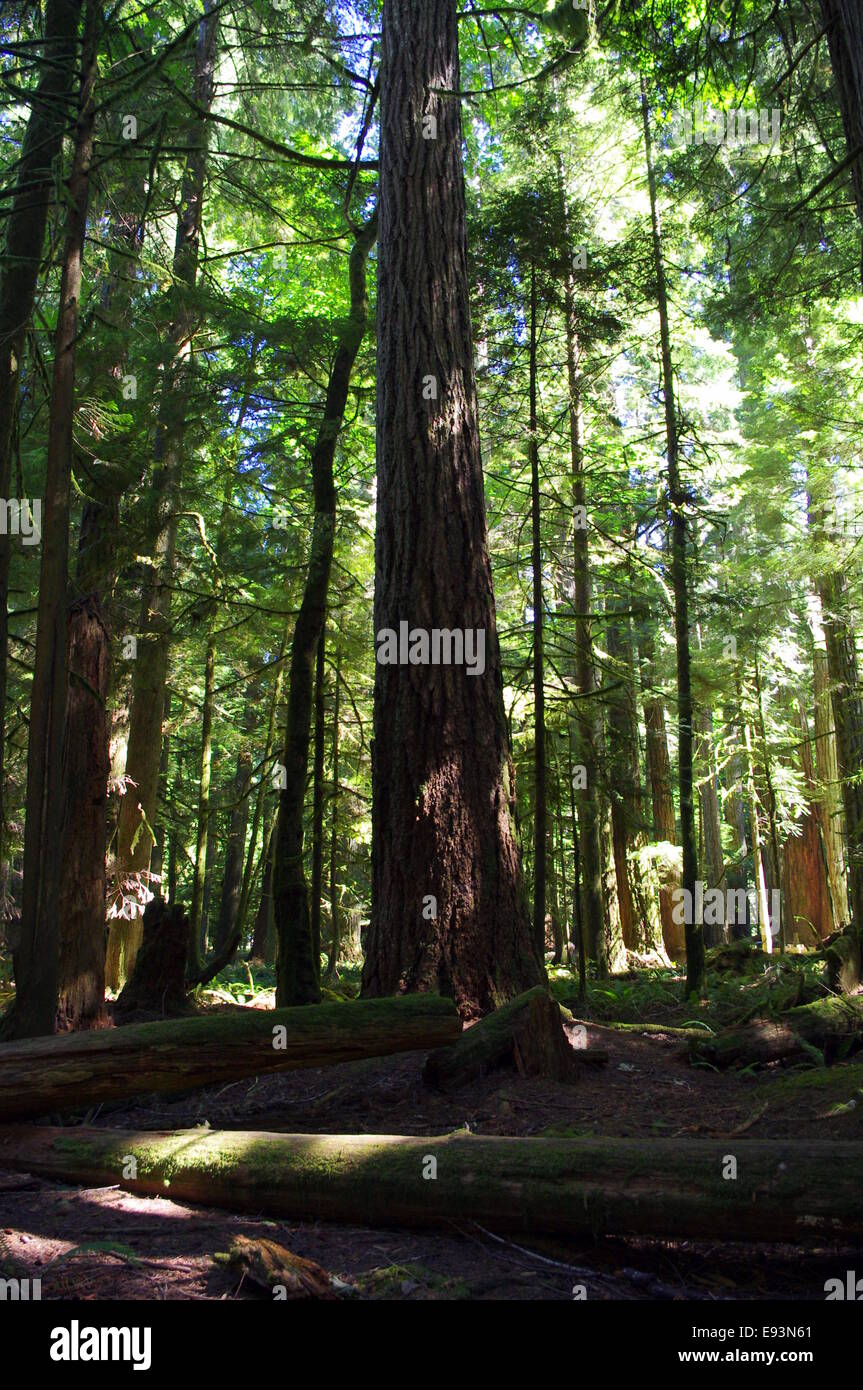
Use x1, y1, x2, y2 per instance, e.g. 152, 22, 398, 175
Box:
359, 1262, 470, 1300
754, 1060, 863, 1105
50, 1137, 98, 1161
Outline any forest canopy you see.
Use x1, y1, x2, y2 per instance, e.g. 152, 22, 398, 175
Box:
0, 0, 862, 1027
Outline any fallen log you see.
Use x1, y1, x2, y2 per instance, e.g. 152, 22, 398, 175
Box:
423, 987, 591, 1091
689, 995, 863, 1070
1, 1125, 860, 1243
561, 1012, 712, 1041
0, 995, 460, 1122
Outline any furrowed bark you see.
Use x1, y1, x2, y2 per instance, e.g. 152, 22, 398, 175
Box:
365, 0, 543, 1015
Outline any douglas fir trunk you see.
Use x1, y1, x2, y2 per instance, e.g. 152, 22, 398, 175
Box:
365, 0, 543, 1016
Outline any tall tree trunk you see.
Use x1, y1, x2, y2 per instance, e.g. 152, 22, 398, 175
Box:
9, 4, 97, 1039
601, 802, 626, 973
56, 186, 145, 1029
528, 263, 547, 959
237, 641, 286, 941
250, 812, 277, 962
567, 726, 586, 999
640, 80, 703, 994
753, 652, 785, 950
0, 0, 83, 882
113, 2, 219, 970
56, 498, 113, 1031
819, 0, 863, 287
639, 631, 683, 955
813, 646, 850, 925
783, 697, 835, 944
324, 642, 341, 980
562, 258, 605, 974
695, 706, 725, 946
188, 636, 215, 974
215, 694, 255, 955
607, 597, 666, 958
364, 0, 543, 1017
606, 601, 636, 950
310, 629, 326, 978
818, 570, 863, 932
192, 345, 258, 969
151, 704, 171, 888
273, 212, 377, 1008
743, 719, 774, 953
547, 735, 564, 966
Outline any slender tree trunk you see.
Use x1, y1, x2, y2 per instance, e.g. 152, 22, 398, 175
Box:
606, 600, 637, 950
324, 643, 341, 979
640, 80, 702, 993
562, 263, 605, 974
743, 720, 773, 953
547, 737, 563, 966
813, 646, 850, 925
6, 7, 97, 1039
607, 597, 666, 958
151, 703, 171, 887
753, 652, 784, 951
696, 706, 725, 945
113, 2, 219, 943
0, 0, 83, 882
56, 495, 113, 1031
601, 802, 626, 972
237, 643, 286, 941
215, 695, 255, 954
310, 629, 326, 977
188, 636, 215, 974
528, 264, 546, 959
568, 727, 586, 999
274, 213, 377, 1007
639, 631, 683, 955
365, 0, 543, 1017
250, 812, 277, 962
818, 570, 863, 931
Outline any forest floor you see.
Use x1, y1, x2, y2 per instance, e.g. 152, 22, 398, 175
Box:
1, 957, 862, 1300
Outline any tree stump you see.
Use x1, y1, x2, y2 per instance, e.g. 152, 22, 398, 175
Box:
114, 896, 190, 1021
423, 987, 580, 1091
823, 923, 862, 994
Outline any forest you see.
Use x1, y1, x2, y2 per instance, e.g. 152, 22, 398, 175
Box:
0, 0, 863, 1324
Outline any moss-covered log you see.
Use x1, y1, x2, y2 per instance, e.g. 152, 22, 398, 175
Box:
690, 995, 863, 1070
0, 995, 459, 1122
1, 1125, 860, 1243
423, 987, 590, 1091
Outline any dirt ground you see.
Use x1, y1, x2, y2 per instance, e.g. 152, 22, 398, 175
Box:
2, 1015, 861, 1300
